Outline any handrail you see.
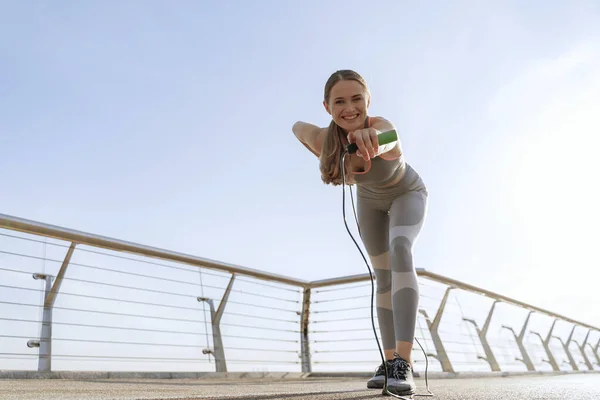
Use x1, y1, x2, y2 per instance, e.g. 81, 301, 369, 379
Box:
310, 269, 600, 331
2, 212, 599, 332
0, 213, 308, 288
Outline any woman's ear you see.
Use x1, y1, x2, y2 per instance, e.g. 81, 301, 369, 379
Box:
323, 101, 331, 115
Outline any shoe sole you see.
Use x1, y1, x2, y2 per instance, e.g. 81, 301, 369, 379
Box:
366, 376, 385, 389
382, 387, 416, 396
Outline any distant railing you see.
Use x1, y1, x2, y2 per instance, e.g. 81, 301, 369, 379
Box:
1, 213, 599, 375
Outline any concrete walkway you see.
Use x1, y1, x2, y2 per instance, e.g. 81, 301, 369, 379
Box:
1, 373, 599, 400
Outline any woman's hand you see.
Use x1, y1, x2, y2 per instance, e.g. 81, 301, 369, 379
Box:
347, 128, 379, 161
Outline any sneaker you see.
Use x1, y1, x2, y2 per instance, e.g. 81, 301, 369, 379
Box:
384, 353, 416, 396
366, 360, 391, 389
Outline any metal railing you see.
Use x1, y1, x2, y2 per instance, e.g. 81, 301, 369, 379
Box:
1, 213, 599, 375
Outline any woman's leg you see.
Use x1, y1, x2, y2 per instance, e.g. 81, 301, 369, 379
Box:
356, 198, 395, 357
388, 189, 428, 364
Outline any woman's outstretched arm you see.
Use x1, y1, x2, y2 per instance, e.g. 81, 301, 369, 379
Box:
292, 121, 327, 158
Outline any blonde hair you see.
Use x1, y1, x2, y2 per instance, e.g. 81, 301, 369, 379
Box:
319, 70, 370, 186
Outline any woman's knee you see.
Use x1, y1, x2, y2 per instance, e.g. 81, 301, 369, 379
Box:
373, 267, 392, 293
389, 236, 414, 271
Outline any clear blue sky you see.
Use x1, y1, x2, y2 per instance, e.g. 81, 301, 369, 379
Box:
1, 0, 599, 334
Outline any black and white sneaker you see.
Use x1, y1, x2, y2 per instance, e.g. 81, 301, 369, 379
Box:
384, 353, 416, 396
366, 360, 391, 389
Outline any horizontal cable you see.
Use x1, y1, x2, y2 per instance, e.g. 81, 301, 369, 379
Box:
219, 359, 299, 364
54, 337, 208, 349
313, 279, 442, 294
52, 338, 297, 353
310, 327, 373, 334
51, 354, 210, 362
6, 249, 209, 287
1, 315, 298, 336
311, 316, 370, 323
312, 294, 489, 315
312, 349, 485, 356
0, 232, 60, 245
219, 322, 299, 334
0, 233, 230, 280
311, 294, 448, 314
225, 299, 299, 314
0, 300, 207, 324
221, 334, 298, 343
0, 268, 200, 301
50, 353, 299, 364
0, 353, 37, 357
314, 283, 371, 293
312, 360, 499, 365
1, 299, 297, 326
228, 290, 299, 304
51, 357, 209, 364
0, 284, 204, 313
75, 240, 300, 293
0, 238, 301, 294
0, 317, 41, 324
314, 349, 375, 353
0, 266, 36, 276
311, 305, 370, 314
69, 260, 226, 291
0, 317, 207, 336
311, 292, 451, 308
312, 338, 373, 343
0, 335, 33, 340
2, 282, 299, 317
0, 260, 213, 297
8, 356, 296, 365
38, 275, 203, 300
0, 317, 298, 344
235, 277, 301, 293
223, 311, 298, 324
1, 255, 299, 304
0, 355, 39, 361
223, 347, 298, 353
309, 337, 510, 348
0, 335, 211, 351
311, 311, 476, 325
313, 294, 376, 303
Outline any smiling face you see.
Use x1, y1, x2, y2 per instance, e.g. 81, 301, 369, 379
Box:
323, 71, 371, 133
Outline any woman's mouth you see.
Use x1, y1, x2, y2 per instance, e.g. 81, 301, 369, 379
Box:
342, 114, 360, 122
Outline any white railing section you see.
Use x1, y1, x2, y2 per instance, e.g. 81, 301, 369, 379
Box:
1, 213, 599, 375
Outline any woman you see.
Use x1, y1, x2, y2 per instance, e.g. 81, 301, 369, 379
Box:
292, 69, 428, 396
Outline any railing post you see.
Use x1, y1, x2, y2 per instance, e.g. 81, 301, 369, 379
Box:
462, 300, 501, 371
589, 337, 600, 367
299, 287, 312, 373
28, 242, 76, 372
573, 329, 594, 370
501, 311, 535, 371
595, 337, 600, 365
553, 325, 579, 371
530, 319, 560, 371
198, 273, 235, 373
418, 286, 454, 373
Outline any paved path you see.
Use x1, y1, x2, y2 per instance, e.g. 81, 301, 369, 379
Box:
1, 373, 599, 399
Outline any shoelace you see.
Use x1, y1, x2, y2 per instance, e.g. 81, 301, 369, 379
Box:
390, 354, 411, 380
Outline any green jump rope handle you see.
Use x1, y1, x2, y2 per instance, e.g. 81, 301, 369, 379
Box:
346, 129, 398, 154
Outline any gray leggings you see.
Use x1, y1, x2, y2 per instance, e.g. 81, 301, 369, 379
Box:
356, 165, 427, 350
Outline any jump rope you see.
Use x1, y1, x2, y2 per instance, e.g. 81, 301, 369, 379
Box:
340, 130, 434, 399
